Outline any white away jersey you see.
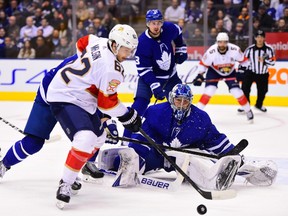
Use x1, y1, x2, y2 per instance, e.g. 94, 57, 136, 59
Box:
47, 34, 127, 117
199, 43, 247, 76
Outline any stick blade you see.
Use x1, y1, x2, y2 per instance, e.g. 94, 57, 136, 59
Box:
211, 189, 237, 200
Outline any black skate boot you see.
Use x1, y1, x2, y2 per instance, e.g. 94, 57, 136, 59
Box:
81, 162, 104, 183
71, 177, 82, 195
56, 180, 71, 209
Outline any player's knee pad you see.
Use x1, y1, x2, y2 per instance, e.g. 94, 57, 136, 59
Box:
230, 87, 244, 98
203, 85, 217, 96
72, 130, 101, 154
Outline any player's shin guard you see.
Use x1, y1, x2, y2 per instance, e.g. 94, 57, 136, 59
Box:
112, 148, 145, 187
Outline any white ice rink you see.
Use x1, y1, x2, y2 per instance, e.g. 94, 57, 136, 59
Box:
0, 101, 287, 216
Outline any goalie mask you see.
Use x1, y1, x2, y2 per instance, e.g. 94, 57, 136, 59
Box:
169, 84, 193, 122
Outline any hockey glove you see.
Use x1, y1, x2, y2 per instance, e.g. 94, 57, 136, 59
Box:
193, 73, 205, 86
175, 46, 188, 64
152, 85, 166, 100
118, 107, 142, 132
103, 119, 119, 144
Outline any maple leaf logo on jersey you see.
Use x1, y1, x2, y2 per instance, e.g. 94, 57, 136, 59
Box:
107, 79, 120, 92
156, 51, 171, 71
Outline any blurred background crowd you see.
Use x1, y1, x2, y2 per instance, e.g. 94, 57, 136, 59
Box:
0, 0, 286, 59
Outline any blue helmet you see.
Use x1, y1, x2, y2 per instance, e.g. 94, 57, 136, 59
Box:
146, 9, 163, 23
169, 84, 193, 122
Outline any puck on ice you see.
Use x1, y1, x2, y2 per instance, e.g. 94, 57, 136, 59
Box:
197, 204, 207, 215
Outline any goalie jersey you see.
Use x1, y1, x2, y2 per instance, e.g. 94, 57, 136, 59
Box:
130, 102, 234, 157
47, 34, 127, 117
198, 43, 247, 76
135, 21, 186, 86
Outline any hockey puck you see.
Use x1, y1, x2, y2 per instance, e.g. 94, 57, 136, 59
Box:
197, 204, 207, 215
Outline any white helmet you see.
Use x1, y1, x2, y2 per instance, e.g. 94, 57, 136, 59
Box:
216, 32, 229, 42
109, 24, 138, 54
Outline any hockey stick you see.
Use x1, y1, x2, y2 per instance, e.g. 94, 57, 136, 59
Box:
139, 128, 237, 200
0, 116, 61, 143
186, 77, 237, 85
118, 136, 248, 160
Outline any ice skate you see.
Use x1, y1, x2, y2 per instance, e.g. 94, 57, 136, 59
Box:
216, 159, 239, 190
246, 109, 254, 123
81, 161, 104, 183
56, 180, 72, 209
71, 177, 82, 195
255, 105, 267, 112
0, 160, 10, 178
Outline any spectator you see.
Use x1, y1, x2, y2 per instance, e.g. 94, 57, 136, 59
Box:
0, 10, 8, 29
0, 0, 5, 11
102, 12, 119, 33
84, 10, 96, 29
93, 17, 108, 38
5, 0, 20, 17
17, 39, 35, 59
18, 0, 34, 17
281, 7, 288, 24
272, 17, 288, 32
38, 17, 54, 38
41, 0, 54, 20
276, 0, 288, 21
53, 0, 63, 11
20, 16, 38, 40
122, 0, 141, 15
252, 17, 261, 36
215, 9, 233, 32
58, 21, 71, 42
107, 0, 121, 18
34, 36, 51, 58
94, 0, 107, 19
63, 7, 74, 30
215, 19, 229, 34
237, 6, 249, 32
32, 7, 43, 27
60, 0, 71, 17
164, 0, 185, 23
49, 9, 63, 30
48, 29, 61, 51
0, 27, 5, 58
5, 15, 20, 42
185, 0, 203, 24
262, 0, 277, 21
190, 27, 203, 46
51, 36, 73, 59
256, 4, 275, 32
76, 0, 89, 22
30, 28, 44, 49
230, 21, 248, 51
177, 18, 191, 45
4, 36, 19, 58
208, 27, 217, 46
219, 0, 239, 21
76, 21, 88, 40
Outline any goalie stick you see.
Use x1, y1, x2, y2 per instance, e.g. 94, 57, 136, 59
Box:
0, 116, 61, 143
118, 136, 248, 160
139, 128, 237, 200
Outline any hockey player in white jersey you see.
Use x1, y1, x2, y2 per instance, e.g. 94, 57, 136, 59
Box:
193, 32, 254, 122
46, 24, 142, 209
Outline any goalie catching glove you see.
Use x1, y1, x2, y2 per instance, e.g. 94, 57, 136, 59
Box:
103, 119, 119, 144
118, 107, 142, 132
193, 73, 205, 86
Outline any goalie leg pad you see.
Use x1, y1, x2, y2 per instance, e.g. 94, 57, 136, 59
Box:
187, 155, 241, 190
112, 148, 145, 188
237, 159, 278, 186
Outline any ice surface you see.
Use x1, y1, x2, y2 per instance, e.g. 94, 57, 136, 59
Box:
0, 102, 287, 216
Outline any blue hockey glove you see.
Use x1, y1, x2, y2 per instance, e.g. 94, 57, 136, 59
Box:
103, 119, 119, 144
151, 84, 166, 100
175, 46, 188, 64
118, 107, 142, 132
193, 73, 205, 86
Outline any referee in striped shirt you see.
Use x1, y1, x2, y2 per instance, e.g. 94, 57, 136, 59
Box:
238, 29, 276, 113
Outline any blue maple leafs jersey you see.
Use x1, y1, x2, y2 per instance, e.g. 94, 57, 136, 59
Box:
135, 22, 186, 86
131, 102, 235, 157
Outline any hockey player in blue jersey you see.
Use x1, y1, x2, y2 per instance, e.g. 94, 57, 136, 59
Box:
99, 84, 277, 190
123, 9, 187, 140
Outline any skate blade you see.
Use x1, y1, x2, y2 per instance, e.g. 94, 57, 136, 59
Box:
71, 189, 79, 195
56, 200, 67, 210
82, 175, 104, 184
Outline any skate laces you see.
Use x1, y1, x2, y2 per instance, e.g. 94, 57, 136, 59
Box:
59, 182, 72, 196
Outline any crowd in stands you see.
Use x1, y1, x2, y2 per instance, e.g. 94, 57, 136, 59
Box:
0, 0, 287, 59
